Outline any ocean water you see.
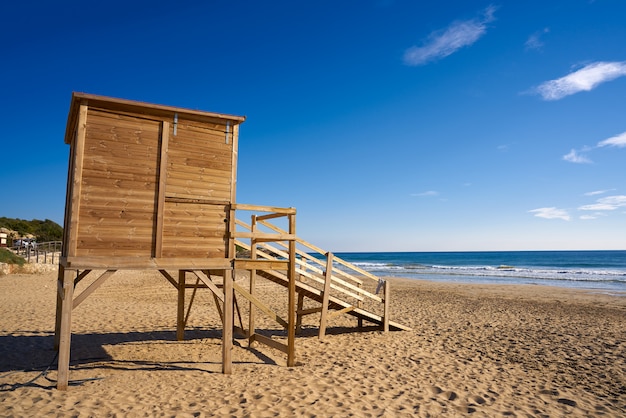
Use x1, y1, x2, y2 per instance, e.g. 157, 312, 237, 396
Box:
333, 251, 626, 292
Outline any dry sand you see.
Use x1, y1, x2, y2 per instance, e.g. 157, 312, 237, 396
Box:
0, 270, 625, 417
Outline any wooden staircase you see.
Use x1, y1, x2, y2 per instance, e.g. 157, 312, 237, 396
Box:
255, 268, 411, 332
232, 206, 411, 343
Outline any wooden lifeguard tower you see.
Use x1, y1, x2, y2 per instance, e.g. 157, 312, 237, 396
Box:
55, 92, 408, 391
56, 92, 277, 390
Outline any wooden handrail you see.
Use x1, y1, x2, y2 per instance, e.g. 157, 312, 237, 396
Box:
254, 218, 380, 285
234, 210, 386, 308
233, 203, 296, 214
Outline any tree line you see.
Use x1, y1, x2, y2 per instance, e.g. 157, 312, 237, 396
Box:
0, 217, 63, 242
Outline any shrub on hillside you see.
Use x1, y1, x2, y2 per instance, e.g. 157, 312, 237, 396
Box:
0, 248, 26, 266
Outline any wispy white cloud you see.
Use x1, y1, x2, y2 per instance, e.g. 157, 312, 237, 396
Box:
584, 189, 613, 196
535, 61, 626, 100
529, 207, 571, 221
597, 131, 626, 148
579, 195, 626, 211
580, 212, 607, 220
563, 149, 592, 164
563, 131, 626, 164
525, 28, 549, 51
412, 190, 439, 197
403, 5, 497, 66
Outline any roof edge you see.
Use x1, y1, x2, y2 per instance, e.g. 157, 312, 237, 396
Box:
65, 92, 246, 144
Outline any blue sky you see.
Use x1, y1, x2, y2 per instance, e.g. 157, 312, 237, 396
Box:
1, 0, 625, 251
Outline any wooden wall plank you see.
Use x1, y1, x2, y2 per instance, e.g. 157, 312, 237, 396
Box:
67, 104, 89, 257
230, 123, 239, 204
76, 109, 160, 258
160, 201, 228, 258
154, 121, 170, 258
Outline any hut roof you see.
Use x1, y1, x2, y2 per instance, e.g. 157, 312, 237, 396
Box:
65, 92, 246, 144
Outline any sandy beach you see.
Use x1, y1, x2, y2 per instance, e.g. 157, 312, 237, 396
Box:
1, 270, 625, 417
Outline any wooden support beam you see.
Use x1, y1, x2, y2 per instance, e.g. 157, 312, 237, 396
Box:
233, 259, 289, 270
287, 214, 296, 366
54, 266, 65, 350
192, 270, 225, 303
328, 305, 355, 319
72, 270, 116, 309
253, 333, 289, 354
159, 270, 178, 288
234, 294, 244, 333
62, 257, 232, 270
319, 252, 333, 340
74, 269, 92, 286
295, 293, 305, 335
212, 291, 224, 323
184, 275, 201, 330
248, 220, 257, 347
223, 269, 233, 374
177, 270, 185, 341
297, 307, 323, 315
57, 269, 76, 390
383, 280, 390, 333
233, 282, 288, 329
231, 232, 297, 242
357, 282, 364, 329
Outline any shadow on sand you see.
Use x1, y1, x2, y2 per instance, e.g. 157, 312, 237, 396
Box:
0, 324, 381, 390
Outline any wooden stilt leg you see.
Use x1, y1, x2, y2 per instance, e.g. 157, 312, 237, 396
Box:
57, 269, 75, 390
177, 270, 185, 341
295, 293, 305, 335
287, 215, 296, 367
357, 283, 363, 329
248, 221, 257, 347
54, 265, 65, 350
223, 269, 233, 374
248, 268, 256, 347
319, 252, 333, 340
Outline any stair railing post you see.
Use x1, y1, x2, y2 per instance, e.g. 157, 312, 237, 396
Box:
287, 212, 297, 366
383, 280, 390, 333
248, 215, 257, 347
318, 252, 333, 340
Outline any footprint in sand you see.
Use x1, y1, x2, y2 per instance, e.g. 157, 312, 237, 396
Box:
469, 394, 486, 405
557, 398, 577, 407
441, 390, 457, 401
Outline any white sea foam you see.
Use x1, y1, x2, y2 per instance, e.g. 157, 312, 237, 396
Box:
334, 251, 626, 291
352, 263, 626, 284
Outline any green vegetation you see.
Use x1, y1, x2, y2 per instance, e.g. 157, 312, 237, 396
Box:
0, 248, 25, 266
0, 217, 63, 242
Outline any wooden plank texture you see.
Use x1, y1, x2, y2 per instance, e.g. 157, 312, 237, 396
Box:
75, 108, 161, 257
165, 119, 233, 201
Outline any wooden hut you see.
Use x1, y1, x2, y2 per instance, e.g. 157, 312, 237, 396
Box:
54, 93, 405, 391
55, 92, 248, 390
